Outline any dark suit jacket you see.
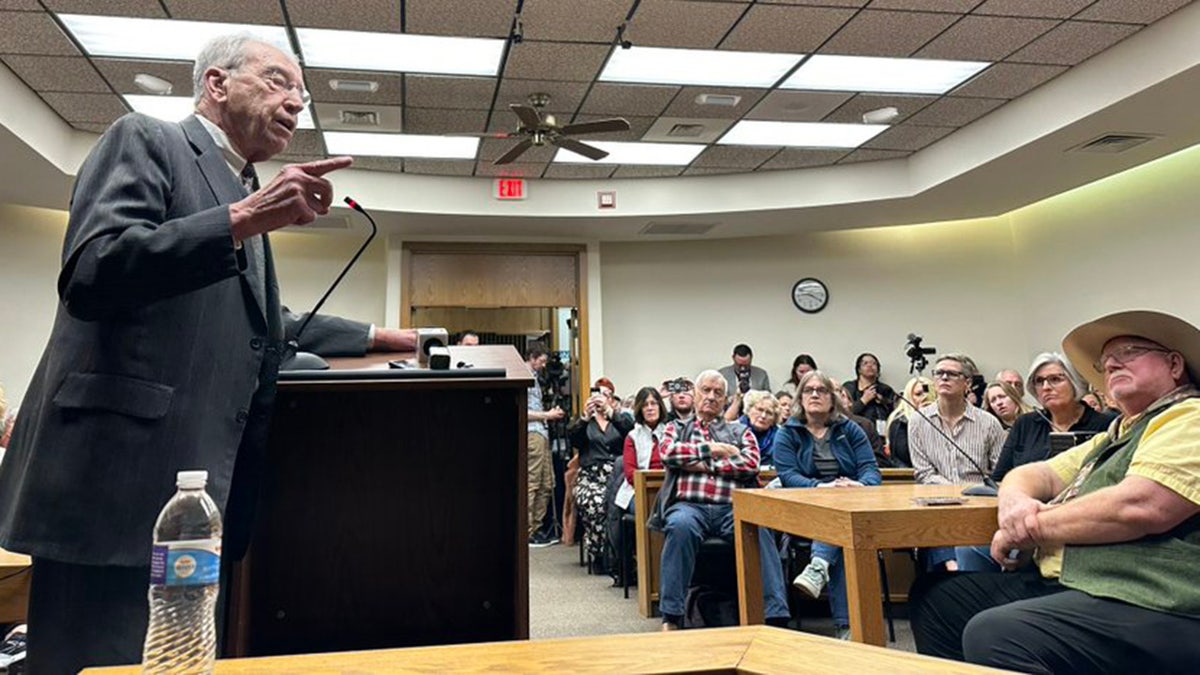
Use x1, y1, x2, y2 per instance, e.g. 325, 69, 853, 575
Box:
0, 114, 369, 566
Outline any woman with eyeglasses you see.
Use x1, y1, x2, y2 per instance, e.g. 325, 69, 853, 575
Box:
990, 352, 1116, 482
982, 381, 1031, 430
773, 371, 880, 640
884, 376, 935, 467
738, 390, 782, 467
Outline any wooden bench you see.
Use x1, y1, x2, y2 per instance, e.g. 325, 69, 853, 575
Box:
635, 468, 916, 617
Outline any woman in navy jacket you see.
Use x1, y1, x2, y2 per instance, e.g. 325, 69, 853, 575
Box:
774, 370, 881, 638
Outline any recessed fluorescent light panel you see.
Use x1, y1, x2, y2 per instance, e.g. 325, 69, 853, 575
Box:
324, 131, 479, 159
297, 28, 503, 77
59, 14, 290, 60
782, 54, 989, 95
553, 141, 705, 165
719, 120, 887, 148
123, 95, 315, 129
600, 46, 803, 88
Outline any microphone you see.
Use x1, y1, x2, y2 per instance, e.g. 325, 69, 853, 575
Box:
280, 196, 377, 371
895, 390, 999, 497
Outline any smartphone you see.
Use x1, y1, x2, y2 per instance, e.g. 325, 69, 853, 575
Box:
912, 497, 967, 506
590, 387, 601, 395
1048, 431, 1099, 457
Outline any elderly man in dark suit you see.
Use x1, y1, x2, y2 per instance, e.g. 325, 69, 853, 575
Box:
0, 35, 414, 672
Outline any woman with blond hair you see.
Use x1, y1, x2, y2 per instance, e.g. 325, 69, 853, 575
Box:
884, 375, 934, 467
982, 381, 1031, 430
738, 390, 782, 466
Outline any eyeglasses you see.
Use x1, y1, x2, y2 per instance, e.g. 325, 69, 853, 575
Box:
1033, 373, 1070, 388
257, 67, 311, 105
801, 386, 831, 397
1093, 344, 1172, 374
932, 369, 966, 381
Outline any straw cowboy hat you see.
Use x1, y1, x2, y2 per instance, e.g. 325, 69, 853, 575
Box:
1062, 309, 1200, 392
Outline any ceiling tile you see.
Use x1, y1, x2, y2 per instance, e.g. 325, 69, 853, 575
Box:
495, 79, 591, 113
682, 166, 743, 176
348, 156, 404, 172
521, 0, 631, 42
283, 129, 325, 157
759, 148, 848, 169
904, 95, 1003, 126
72, 122, 111, 133
661, 86, 767, 120
747, 90, 855, 122
2, 55, 109, 92
837, 148, 910, 163
406, 0, 514, 38
284, 0, 401, 31
543, 163, 616, 179
973, 0, 1095, 18
691, 146, 777, 168
951, 61, 1066, 98
765, 0, 868, 6
822, 93, 938, 124
163, 1, 282, 23
565, 114, 656, 141
0, 11, 80, 55
720, 4, 855, 53
915, 15, 1057, 61
627, 0, 748, 49
642, 116, 732, 143
1076, 0, 1193, 24
0, 0, 41, 9
306, 69, 403, 105
503, 41, 611, 82
41, 91, 128, 124
475, 161, 548, 177
406, 75, 495, 110
863, 123, 955, 150
579, 83, 679, 116
611, 165, 685, 178
868, 0, 979, 10
1006, 20, 1140, 66
92, 58, 194, 96
404, 159, 476, 176
405, 108, 488, 135
479, 138, 558, 162
42, 0, 165, 16
819, 10, 960, 57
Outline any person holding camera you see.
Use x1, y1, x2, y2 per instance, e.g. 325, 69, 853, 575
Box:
569, 378, 633, 572
843, 352, 896, 424
719, 344, 771, 421
526, 345, 566, 547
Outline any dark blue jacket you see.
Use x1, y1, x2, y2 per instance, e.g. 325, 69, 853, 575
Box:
774, 416, 881, 488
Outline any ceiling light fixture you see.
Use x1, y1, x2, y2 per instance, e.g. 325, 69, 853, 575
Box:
695, 93, 742, 107
329, 79, 380, 93
297, 28, 504, 77
58, 14, 290, 60
323, 131, 479, 159
600, 46, 803, 88
553, 141, 704, 165
782, 54, 989, 95
123, 95, 315, 129
861, 106, 900, 125
718, 120, 887, 148
133, 73, 173, 96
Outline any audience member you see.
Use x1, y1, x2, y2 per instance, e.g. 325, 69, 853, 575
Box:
775, 371, 881, 639
663, 377, 695, 423
569, 378, 633, 571
526, 345, 565, 547
654, 370, 790, 630
843, 352, 896, 424
909, 354, 1006, 570
991, 352, 1116, 482
774, 391, 794, 421
911, 309, 1200, 673
779, 354, 819, 399
885, 376, 934, 467
982, 381, 1030, 429
995, 369, 1027, 401
457, 330, 480, 346
615, 387, 667, 517
833, 382, 888, 466
0, 383, 7, 445
739, 390, 781, 467
719, 344, 771, 420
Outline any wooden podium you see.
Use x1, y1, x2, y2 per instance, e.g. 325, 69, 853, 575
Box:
223, 345, 532, 657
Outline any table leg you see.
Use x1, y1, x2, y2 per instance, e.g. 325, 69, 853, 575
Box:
843, 546, 886, 646
735, 518, 764, 625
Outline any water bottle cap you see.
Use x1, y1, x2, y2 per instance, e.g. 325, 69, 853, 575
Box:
176, 470, 208, 489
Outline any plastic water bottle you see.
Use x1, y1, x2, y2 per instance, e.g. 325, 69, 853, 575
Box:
142, 470, 222, 674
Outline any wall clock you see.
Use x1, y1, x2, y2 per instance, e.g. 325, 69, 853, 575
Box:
791, 278, 828, 314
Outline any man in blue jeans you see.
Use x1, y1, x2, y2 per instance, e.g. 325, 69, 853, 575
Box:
657, 369, 790, 630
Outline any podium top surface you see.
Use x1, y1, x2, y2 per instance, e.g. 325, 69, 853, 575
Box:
282, 345, 534, 390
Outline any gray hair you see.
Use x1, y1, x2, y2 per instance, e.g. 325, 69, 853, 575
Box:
193, 34, 296, 104
742, 390, 779, 421
694, 369, 727, 395
1026, 352, 1088, 402
791, 371, 848, 424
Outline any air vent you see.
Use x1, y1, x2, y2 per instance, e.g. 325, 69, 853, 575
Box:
640, 222, 716, 236
667, 123, 706, 138
1070, 133, 1157, 154
695, 93, 741, 107
339, 110, 380, 126
329, 79, 379, 93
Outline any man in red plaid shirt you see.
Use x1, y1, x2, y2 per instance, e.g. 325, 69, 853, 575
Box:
658, 370, 791, 630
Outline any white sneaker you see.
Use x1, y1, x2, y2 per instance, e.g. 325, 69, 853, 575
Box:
792, 558, 830, 598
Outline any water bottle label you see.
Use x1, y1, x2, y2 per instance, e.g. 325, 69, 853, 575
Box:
150, 538, 221, 586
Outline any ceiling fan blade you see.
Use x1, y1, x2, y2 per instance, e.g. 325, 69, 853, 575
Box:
445, 131, 514, 139
559, 118, 630, 136
510, 104, 542, 129
494, 138, 535, 165
552, 137, 609, 161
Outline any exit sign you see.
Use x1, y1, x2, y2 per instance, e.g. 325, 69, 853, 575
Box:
493, 178, 527, 200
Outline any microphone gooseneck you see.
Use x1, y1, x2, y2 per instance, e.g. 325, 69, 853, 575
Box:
896, 391, 998, 496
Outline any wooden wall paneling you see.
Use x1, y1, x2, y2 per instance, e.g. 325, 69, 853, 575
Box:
408, 253, 576, 307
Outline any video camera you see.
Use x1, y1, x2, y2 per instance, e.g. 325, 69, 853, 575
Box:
663, 377, 694, 395
735, 365, 752, 394
905, 333, 937, 374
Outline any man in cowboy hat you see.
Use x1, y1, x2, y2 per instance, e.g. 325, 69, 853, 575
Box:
909, 309, 1200, 673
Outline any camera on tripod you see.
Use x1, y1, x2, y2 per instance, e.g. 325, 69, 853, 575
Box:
905, 333, 937, 373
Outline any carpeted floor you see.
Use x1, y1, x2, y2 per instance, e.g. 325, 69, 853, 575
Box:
528, 541, 917, 653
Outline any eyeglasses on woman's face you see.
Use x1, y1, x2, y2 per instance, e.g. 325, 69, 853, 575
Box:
801, 386, 831, 397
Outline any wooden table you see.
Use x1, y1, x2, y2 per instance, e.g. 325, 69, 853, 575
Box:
635, 467, 915, 618
84, 624, 1007, 674
733, 484, 997, 646
0, 547, 31, 624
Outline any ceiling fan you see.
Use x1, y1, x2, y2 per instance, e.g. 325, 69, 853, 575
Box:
463, 93, 631, 165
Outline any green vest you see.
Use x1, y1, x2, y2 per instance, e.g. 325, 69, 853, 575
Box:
1058, 397, 1200, 617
